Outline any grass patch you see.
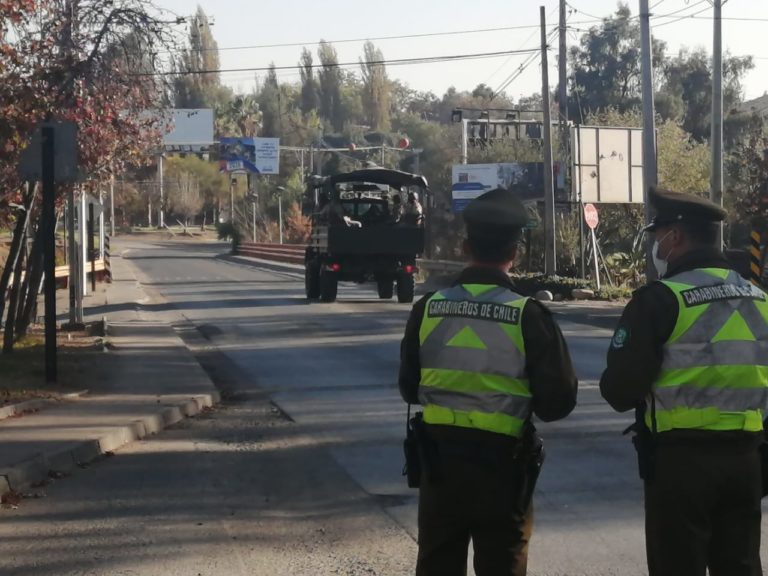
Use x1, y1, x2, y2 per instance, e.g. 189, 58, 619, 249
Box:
0, 323, 103, 405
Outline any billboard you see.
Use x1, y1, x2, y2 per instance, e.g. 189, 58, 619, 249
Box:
162, 109, 215, 149
571, 125, 644, 203
451, 162, 565, 212
219, 137, 280, 175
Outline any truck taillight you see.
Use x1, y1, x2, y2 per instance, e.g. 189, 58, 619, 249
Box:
404, 265, 415, 274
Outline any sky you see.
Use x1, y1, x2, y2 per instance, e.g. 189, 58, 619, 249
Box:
154, 0, 768, 103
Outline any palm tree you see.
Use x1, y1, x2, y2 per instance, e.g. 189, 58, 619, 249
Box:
217, 95, 262, 138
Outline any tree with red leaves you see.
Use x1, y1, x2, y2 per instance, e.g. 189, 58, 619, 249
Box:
0, 0, 179, 351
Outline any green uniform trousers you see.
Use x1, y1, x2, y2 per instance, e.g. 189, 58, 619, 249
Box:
645, 439, 762, 576
416, 426, 533, 576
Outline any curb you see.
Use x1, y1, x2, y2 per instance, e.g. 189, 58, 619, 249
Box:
0, 391, 220, 499
0, 390, 89, 423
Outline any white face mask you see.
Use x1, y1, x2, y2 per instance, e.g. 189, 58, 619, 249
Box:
651, 231, 674, 278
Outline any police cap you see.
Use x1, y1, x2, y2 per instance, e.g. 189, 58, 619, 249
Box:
463, 188, 528, 236
643, 187, 727, 232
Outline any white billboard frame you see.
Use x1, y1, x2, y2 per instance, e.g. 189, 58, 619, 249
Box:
161, 109, 215, 150
571, 125, 645, 204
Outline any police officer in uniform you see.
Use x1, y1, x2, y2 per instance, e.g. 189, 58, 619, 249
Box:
600, 187, 768, 576
399, 188, 578, 576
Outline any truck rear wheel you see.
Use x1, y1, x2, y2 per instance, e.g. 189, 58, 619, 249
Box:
397, 273, 415, 303
320, 270, 338, 302
305, 263, 320, 299
377, 279, 394, 300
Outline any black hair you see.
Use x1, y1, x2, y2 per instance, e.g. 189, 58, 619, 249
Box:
466, 226, 522, 264
680, 221, 719, 247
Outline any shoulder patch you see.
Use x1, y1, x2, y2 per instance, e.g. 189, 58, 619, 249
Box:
611, 327, 629, 350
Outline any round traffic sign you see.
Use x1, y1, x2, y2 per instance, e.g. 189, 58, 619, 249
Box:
584, 203, 599, 229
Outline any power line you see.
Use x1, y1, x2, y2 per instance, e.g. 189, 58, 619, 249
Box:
170, 24, 547, 55
138, 48, 541, 77
564, 1, 605, 22
492, 28, 559, 99
169, 10, 766, 57
653, 5, 712, 27
483, 4, 559, 87
652, 0, 710, 19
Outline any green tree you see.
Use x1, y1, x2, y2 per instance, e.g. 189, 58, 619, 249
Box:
299, 47, 320, 116
173, 6, 228, 109
568, 3, 666, 119
259, 64, 282, 137
360, 41, 391, 131
164, 155, 229, 225
318, 41, 344, 131
657, 48, 754, 141
218, 94, 262, 137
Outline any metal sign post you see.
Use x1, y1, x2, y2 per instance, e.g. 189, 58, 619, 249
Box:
41, 127, 57, 383
19, 121, 79, 383
584, 203, 600, 290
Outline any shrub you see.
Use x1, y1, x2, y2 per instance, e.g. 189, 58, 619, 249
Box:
217, 222, 243, 253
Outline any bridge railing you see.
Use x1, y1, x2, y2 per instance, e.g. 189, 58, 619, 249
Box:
234, 242, 463, 275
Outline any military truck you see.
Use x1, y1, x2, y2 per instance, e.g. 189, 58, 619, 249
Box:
303, 168, 427, 303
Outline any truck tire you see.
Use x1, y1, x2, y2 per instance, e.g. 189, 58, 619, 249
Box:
377, 279, 394, 300
320, 270, 338, 302
397, 273, 415, 303
305, 263, 320, 299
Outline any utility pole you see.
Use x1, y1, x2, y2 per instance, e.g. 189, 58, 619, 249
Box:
63, 0, 80, 327
640, 0, 658, 281
277, 185, 285, 245
541, 6, 557, 276
252, 201, 257, 242
558, 0, 568, 132
229, 176, 236, 223
711, 0, 724, 248
461, 119, 469, 164
109, 173, 115, 237
157, 153, 164, 229
42, 127, 57, 382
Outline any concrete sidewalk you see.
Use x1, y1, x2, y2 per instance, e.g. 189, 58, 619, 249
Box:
0, 243, 220, 499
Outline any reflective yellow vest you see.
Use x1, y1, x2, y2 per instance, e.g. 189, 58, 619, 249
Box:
418, 284, 531, 438
648, 268, 768, 433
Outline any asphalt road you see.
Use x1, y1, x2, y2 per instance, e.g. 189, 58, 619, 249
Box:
4, 239, 768, 576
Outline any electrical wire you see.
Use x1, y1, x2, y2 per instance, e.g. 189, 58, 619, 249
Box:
168, 23, 547, 55
564, 1, 605, 22
137, 48, 541, 77
653, 4, 712, 27
651, 0, 710, 19
483, 4, 559, 87
492, 27, 559, 99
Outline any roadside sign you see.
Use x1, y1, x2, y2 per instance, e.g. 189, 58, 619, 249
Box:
19, 121, 79, 182
584, 203, 599, 229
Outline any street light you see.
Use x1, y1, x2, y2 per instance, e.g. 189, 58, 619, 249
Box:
246, 191, 258, 242
276, 186, 285, 245
229, 176, 237, 223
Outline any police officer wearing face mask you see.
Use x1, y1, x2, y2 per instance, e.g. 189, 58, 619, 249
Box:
600, 187, 768, 576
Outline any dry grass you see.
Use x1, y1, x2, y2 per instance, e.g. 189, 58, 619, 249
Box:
0, 323, 103, 406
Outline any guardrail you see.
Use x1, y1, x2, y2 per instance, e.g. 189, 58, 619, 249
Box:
236, 243, 305, 265
234, 242, 464, 275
